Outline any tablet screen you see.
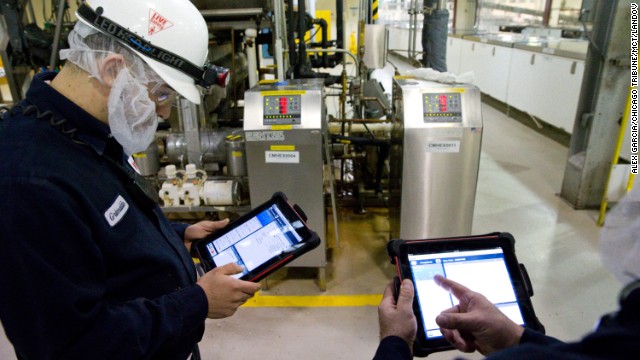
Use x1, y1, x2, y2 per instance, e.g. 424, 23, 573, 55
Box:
203, 203, 304, 278
408, 247, 525, 339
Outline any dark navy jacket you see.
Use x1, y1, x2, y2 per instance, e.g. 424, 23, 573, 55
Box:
373, 287, 640, 359
0, 72, 208, 359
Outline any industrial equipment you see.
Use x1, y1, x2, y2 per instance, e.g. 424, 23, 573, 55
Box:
0, 0, 422, 291
243, 79, 327, 289
389, 78, 483, 240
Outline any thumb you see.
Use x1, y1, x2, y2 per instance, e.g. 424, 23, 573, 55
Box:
436, 312, 475, 331
215, 218, 230, 227
396, 279, 414, 307
216, 262, 244, 275
205, 218, 230, 231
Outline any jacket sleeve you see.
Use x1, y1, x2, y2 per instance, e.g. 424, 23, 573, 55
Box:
373, 336, 413, 360
170, 221, 189, 241
519, 328, 564, 346
0, 179, 207, 360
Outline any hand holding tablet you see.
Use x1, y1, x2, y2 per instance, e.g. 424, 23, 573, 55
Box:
433, 275, 525, 355
194, 192, 321, 282
386, 233, 544, 357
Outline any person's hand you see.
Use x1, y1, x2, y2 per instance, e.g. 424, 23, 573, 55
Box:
196, 263, 261, 319
378, 279, 417, 349
183, 219, 229, 252
434, 275, 524, 355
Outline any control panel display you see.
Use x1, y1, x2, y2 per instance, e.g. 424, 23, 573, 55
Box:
263, 95, 302, 125
422, 93, 463, 123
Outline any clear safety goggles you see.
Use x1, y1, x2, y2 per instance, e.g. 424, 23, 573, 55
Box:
149, 82, 177, 107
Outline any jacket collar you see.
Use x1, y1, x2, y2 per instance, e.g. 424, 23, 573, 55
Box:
24, 71, 118, 158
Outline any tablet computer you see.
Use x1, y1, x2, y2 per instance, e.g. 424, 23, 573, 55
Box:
194, 192, 320, 282
387, 233, 544, 357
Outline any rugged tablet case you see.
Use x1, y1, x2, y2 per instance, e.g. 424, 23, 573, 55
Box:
387, 232, 545, 357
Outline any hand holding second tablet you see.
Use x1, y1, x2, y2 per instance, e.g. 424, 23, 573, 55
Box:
196, 263, 261, 319
378, 279, 418, 348
434, 275, 524, 355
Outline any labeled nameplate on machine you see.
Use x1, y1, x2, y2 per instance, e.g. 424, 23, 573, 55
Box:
263, 95, 302, 125
422, 93, 463, 123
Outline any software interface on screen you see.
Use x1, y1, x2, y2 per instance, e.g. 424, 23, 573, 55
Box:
205, 204, 303, 277
409, 247, 525, 339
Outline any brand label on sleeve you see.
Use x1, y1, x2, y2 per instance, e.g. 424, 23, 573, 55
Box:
104, 195, 130, 227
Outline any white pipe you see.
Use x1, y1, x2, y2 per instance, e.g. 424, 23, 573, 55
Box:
328, 122, 393, 134
245, 28, 258, 88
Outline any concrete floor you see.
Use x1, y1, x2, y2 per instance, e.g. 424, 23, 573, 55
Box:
0, 100, 623, 359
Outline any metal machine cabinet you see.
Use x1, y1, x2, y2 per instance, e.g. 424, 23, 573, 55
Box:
243, 79, 327, 288
390, 78, 483, 240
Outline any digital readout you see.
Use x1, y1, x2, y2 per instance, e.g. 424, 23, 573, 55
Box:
263, 95, 302, 125
423, 93, 463, 123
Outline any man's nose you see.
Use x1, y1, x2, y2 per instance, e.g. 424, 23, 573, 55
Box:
156, 104, 171, 120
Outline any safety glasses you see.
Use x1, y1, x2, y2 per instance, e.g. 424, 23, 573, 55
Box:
149, 82, 177, 107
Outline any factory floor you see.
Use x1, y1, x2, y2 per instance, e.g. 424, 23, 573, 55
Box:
0, 100, 622, 359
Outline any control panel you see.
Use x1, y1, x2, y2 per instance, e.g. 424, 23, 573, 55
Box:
263, 95, 302, 125
422, 93, 463, 123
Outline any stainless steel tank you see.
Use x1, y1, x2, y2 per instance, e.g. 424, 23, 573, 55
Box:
225, 134, 247, 177
243, 79, 327, 288
389, 78, 483, 239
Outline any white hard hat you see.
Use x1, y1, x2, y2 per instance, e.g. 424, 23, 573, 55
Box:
76, 0, 209, 104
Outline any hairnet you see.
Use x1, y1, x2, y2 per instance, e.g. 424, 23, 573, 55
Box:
59, 22, 163, 155
60, 22, 163, 85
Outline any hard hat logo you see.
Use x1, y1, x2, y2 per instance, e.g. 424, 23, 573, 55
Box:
148, 9, 173, 36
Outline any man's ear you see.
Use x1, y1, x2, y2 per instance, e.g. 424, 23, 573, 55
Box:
98, 53, 126, 86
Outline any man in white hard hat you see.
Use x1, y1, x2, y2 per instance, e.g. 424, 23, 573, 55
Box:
374, 186, 640, 359
0, 1, 259, 359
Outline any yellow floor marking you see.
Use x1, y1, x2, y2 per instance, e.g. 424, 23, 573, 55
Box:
242, 293, 383, 307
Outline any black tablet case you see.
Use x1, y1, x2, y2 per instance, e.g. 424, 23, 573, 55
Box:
195, 192, 321, 282
387, 232, 545, 357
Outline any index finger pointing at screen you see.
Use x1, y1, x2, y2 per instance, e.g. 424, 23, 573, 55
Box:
433, 275, 472, 299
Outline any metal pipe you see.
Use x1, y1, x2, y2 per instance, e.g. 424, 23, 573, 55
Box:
305, 48, 358, 68
407, 0, 415, 59
48, 0, 67, 69
340, 67, 347, 133
312, 18, 328, 67
273, 0, 287, 81
286, 0, 296, 72
542, 0, 552, 26
597, 86, 635, 226
27, 0, 36, 24
199, 8, 263, 17
297, 0, 307, 75
335, 0, 344, 63
231, 29, 237, 107
329, 118, 392, 123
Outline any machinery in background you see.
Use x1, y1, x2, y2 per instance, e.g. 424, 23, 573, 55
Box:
243, 79, 328, 289
0, 0, 71, 102
0, 0, 483, 287
389, 79, 483, 240
138, 0, 394, 215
